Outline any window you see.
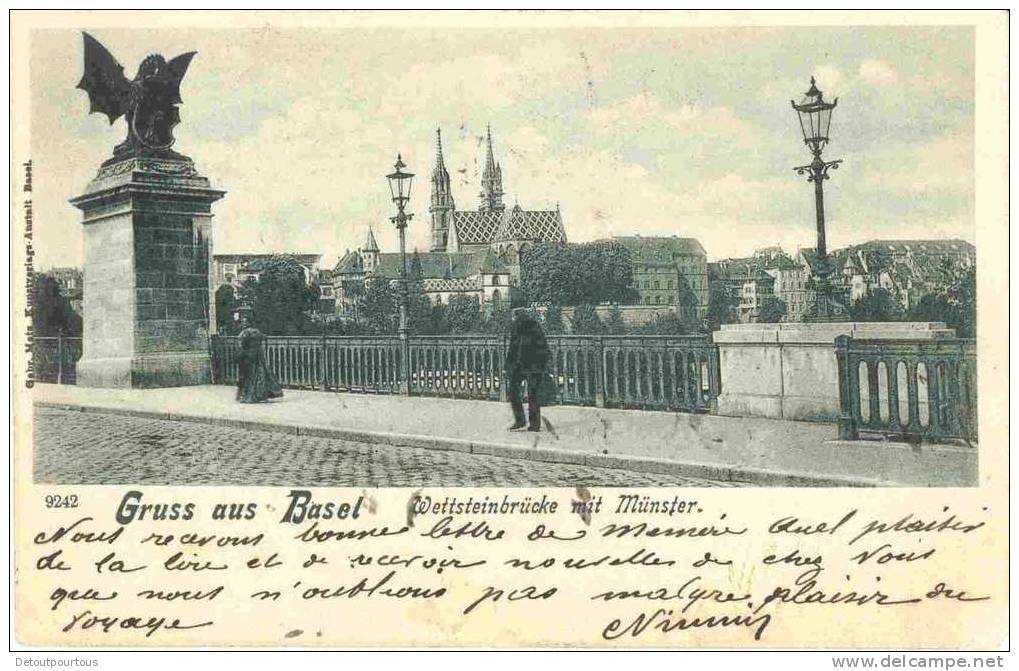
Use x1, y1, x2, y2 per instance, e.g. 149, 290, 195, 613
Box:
492, 275, 501, 286
667, 280, 674, 290
653, 281, 660, 290
654, 295, 661, 305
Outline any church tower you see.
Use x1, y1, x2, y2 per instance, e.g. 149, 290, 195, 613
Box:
429, 128, 455, 252
361, 226, 380, 273
479, 124, 505, 213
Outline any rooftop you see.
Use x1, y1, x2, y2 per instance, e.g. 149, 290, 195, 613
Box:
612, 235, 707, 260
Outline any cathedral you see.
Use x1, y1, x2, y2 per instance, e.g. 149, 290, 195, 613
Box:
429, 125, 567, 263
332, 126, 567, 314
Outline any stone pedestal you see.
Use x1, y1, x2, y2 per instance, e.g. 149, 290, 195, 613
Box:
713, 322, 956, 422
70, 155, 225, 388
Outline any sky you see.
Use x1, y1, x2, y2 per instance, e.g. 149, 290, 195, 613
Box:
29, 24, 974, 271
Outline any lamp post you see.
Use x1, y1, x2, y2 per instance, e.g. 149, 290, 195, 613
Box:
791, 76, 847, 321
386, 154, 414, 393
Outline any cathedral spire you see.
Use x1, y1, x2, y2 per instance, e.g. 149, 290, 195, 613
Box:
479, 123, 505, 212
430, 127, 455, 252
434, 127, 447, 175
484, 124, 497, 175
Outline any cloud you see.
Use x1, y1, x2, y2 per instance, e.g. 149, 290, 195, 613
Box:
811, 65, 845, 95
30, 26, 975, 271
859, 59, 898, 87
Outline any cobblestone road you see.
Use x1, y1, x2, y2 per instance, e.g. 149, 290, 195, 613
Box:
34, 407, 743, 487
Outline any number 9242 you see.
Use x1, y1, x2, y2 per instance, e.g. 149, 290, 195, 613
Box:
44, 494, 79, 509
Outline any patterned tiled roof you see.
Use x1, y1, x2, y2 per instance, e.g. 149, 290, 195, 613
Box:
422, 276, 482, 293
494, 205, 531, 241
451, 207, 566, 245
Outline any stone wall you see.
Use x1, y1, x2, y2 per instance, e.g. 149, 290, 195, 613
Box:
533, 304, 676, 331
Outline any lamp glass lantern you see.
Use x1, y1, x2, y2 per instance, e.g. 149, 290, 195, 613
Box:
386, 154, 414, 208
791, 77, 838, 154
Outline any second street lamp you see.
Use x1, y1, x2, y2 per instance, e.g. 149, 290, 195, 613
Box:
386, 154, 414, 394
791, 76, 848, 321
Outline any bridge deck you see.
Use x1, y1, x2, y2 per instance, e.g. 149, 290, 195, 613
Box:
28, 384, 976, 487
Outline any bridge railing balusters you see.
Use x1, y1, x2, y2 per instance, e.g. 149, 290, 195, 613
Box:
835, 335, 977, 444
208, 333, 721, 412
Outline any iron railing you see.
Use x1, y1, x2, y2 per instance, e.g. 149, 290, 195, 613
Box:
835, 335, 977, 444
32, 336, 83, 385
210, 334, 721, 412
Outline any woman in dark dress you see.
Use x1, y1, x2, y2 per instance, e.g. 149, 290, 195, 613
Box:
236, 317, 283, 403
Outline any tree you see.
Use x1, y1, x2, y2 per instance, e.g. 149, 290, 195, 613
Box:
706, 284, 738, 331
850, 288, 904, 322
446, 295, 482, 333
542, 304, 565, 334
359, 279, 397, 334
570, 303, 605, 334
519, 242, 576, 305
406, 282, 441, 335
907, 267, 976, 337
481, 302, 514, 335
339, 279, 365, 323
757, 296, 787, 324
519, 241, 639, 306
237, 254, 319, 335
214, 284, 239, 334
32, 274, 82, 336
409, 251, 424, 281
579, 241, 640, 305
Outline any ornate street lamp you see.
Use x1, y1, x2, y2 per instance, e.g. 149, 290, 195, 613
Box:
386, 154, 414, 393
791, 77, 847, 321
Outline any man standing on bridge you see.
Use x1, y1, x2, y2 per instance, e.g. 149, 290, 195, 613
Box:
506, 307, 550, 432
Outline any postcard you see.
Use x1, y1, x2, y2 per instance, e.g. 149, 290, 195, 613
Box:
10, 10, 1009, 649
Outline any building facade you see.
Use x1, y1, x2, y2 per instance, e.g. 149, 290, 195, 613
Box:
754, 248, 813, 323
213, 253, 323, 289
828, 239, 975, 311
613, 235, 709, 321
332, 228, 512, 318
709, 259, 777, 323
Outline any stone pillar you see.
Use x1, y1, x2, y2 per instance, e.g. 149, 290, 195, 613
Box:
70, 154, 225, 388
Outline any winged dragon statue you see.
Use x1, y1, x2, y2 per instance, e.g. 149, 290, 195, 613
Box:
76, 32, 196, 160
